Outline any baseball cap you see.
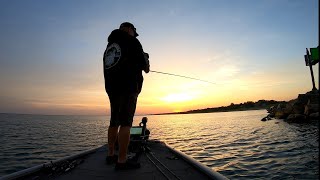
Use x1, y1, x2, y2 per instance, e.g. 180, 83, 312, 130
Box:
120, 22, 139, 37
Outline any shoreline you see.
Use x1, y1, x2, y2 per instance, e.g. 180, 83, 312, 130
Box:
150, 100, 283, 116
151, 108, 267, 116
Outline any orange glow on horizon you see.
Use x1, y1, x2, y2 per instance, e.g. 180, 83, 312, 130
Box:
161, 93, 196, 103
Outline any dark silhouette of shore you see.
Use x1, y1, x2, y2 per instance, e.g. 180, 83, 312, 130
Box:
152, 100, 284, 115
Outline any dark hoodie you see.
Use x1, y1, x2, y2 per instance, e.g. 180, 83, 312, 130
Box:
103, 29, 147, 94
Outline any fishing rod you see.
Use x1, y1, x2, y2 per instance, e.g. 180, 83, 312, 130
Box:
149, 70, 216, 85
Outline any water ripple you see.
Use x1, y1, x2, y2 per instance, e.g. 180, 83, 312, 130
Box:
0, 111, 318, 179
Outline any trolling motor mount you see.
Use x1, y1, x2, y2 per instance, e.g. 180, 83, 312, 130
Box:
129, 117, 150, 153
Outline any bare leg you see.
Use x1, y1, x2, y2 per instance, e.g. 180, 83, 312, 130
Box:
117, 126, 131, 163
108, 126, 119, 156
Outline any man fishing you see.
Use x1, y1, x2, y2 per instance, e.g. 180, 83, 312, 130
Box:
103, 22, 150, 170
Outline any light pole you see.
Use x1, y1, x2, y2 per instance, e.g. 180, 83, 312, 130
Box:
306, 48, 317, 91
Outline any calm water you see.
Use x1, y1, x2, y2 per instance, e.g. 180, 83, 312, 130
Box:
0, 110, 318, 179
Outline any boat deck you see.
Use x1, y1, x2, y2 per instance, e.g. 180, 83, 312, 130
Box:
10, 140, 227, 180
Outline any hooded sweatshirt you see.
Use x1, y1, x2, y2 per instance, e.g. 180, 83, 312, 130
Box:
103, 29, 147, 94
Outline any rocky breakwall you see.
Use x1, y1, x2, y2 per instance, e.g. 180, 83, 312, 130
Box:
262, 90, 319, 123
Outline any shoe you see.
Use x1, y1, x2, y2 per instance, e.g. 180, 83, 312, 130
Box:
115, 159, 141, 170
106, 155, 118, 165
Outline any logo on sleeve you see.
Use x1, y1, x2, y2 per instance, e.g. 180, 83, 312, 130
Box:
104, 43, 121, 69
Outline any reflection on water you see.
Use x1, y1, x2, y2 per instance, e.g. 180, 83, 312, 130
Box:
0, 114, 108, 176
137, 110, 319, 179
0, 110, 318, 179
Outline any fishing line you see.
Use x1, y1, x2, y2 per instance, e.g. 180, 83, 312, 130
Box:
150, 70, 216, 85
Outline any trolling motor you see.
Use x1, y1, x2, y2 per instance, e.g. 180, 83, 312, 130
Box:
129, 117, 150, 153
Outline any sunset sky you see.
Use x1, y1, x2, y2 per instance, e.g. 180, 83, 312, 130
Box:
0, 0, 318, 115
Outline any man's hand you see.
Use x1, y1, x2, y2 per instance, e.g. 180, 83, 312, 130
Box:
143, 52, 150, 73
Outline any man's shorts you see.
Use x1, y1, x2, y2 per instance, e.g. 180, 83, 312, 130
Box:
107, 93, 138, 127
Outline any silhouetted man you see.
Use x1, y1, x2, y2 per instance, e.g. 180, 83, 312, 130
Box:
103, 22, 149, 170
